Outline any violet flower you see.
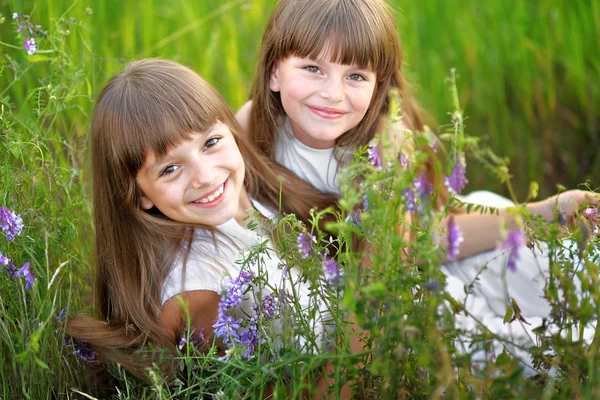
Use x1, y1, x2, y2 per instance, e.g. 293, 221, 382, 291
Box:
445, 159, 469, 194
447, 217, 464, 261
64, 336, 96, 362
367, 143, 382, 169
213, 312, 242, 345
23, 37, 36, 55
0, 206, 24, 242
297, 232, 316, 259
500, 228, 526, 272
322, 257, 342, 285
0, 251, 10, 266
16, 261, 35, 290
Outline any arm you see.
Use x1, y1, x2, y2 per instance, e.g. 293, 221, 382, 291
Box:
440, 189, 599, 260
235, 100, 253, 134
160, 290, 221, 347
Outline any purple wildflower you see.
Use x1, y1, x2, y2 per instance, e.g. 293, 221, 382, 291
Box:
322, 258, 342, 285
405, 174, 432, 214
414, 174, 433, 198
297, 232, 316, 259
261, 293, 277, 319
15, 261, 35, 290
23, 37, 36, 55
423, 279, 441, 292
178, 330, 200, 350
57, 308, 66, 322
222, 271, 253, 310
404, 187, 416, 213
0, 206, 24, 242
582, 207, 600, 236
445, 159, 469, 194
367, 143, 382, 169
213, 312, 241, 345
0, 251, 10, 266
398, 153, 409, 168
447, 216, 464, 261
500, 229, 526, 272
64, 336, 96, 362
6, 261, 17, 278
13, 13, 19, 20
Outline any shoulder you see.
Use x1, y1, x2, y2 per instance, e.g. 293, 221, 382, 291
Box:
235, 100, 253, 134
160, 290, 221, 342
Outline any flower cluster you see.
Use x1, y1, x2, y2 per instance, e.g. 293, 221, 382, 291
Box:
404, 174, 433, 214
500, 228, 526, 272
1, 206, 34, 290
12, 12, 46, 55
64, 336, 96, 362
297, 231, 317, 259
367, 142, 382, 169
447, 216, 464, 261
322, 257, 342, 285
213, 271, 278, 359
445, 159, 469, 194
0, 206, 24, 242
582, 207, 600, 236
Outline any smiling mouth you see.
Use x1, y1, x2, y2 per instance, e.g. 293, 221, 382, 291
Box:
308, 106, 346, 118
191, 182, 225, 204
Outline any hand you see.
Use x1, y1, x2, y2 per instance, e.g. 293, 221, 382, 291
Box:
535, 189, 600, 224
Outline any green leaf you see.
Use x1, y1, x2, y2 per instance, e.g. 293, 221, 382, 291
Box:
503, 306, 513, 324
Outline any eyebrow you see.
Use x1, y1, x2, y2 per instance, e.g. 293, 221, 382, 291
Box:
143, 125, 221, 176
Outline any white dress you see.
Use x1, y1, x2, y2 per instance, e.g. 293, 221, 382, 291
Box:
162, 199, 331, 353
274, 117, 595, 375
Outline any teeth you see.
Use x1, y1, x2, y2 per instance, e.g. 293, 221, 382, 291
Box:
194, 184, 224, 204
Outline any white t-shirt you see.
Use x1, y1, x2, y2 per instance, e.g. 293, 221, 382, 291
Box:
274, 117, 349, 195
161, 199, 331, 353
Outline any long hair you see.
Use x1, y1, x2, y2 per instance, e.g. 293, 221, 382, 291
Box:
248, 0, 446, 202
67, 59, 337, 379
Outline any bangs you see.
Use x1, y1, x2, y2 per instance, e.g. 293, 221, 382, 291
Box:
94, 62, 230, 177
272, 0, 397, 80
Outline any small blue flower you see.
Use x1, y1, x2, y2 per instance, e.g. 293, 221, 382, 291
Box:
297, 232, 316, 259
322, 257, 342, 285
447, 216, 463, 261
500, 229, 525, 272
0, 206, 24, 242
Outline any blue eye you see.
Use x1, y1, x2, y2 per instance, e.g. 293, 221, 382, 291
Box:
205, 137, 220, 149
160, 164, 179, 176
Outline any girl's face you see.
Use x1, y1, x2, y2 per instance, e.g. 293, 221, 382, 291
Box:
136, 122, 251, 227
269, 49, 377, 149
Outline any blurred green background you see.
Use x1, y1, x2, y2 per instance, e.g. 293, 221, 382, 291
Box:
1, 0, 599, 198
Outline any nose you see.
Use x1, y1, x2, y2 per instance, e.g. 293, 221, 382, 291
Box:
320, 76, 344, 102
189, 159, 215, 189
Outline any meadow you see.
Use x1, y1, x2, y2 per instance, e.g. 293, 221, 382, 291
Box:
1, 0, 600, 398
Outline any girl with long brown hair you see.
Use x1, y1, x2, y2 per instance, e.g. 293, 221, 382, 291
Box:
67, 58, 341, 383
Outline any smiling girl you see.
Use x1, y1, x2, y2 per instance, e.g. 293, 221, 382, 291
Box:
66, 59, 341, 385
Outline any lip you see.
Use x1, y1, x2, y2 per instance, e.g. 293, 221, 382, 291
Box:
190, 179, 228, 207
307, 105, 347, 120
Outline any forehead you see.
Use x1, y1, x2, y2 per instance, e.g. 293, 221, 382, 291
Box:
141, 123, 224, 169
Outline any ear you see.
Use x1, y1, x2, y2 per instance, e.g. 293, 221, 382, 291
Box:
268, 62, 281, 92
140, 195, 154, 210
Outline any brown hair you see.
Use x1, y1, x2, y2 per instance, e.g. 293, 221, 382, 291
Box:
67, 58, 337, 378
247, 0, 446, 201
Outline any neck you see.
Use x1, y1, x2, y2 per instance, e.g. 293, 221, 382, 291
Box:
234, 187, 254, 227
